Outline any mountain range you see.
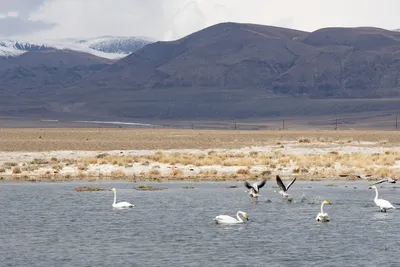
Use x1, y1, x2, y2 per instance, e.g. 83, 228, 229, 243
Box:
1, 22, 400, 121
0, 36, 155, 58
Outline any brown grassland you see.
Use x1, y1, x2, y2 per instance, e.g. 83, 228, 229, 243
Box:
0, 128, 399, 151
0, 128, 399, 182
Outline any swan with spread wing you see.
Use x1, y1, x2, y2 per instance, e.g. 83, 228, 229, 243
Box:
244, 180, 266, 200
276, 175, 296, 199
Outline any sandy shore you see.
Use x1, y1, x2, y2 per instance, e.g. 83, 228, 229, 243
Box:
0, 128, 399, 182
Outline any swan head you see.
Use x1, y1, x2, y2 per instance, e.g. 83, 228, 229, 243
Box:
369, 185, 376, 189
110, 188, 116, 192
322, 200, 332, 205
239, 211, 249, 220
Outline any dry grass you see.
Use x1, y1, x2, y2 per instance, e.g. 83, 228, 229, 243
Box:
74, 186, 105, 192
170, 168, 183, 177
12, 167, 21, 174
30, 158, 49, 165
3, 162, 18, 168
236, 168, 251, 176
2, 148, 399, 181
110, 170, 126, 179
77, 150, 400, 173
134, 185, 167, 191
0, 128, 400, 181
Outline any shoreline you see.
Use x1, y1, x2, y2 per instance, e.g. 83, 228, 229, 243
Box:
1, 141, 399, 182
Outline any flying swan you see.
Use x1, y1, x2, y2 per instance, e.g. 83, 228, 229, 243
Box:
110, 188, 134, 209
214, 211, 249, 224
276, 175, 296, 199
369, 185, 395, 212
244, 180, 266, 200
316, 200, 332, 222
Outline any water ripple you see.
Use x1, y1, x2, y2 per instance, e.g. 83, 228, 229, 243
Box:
0, 181, 399, 266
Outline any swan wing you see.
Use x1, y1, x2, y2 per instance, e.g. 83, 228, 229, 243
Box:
244, 181, 254, 190
257, 180, 267, 189
114, 201, 134, 208
376, 199, 395, 209
276, 175, 286, 191
215, 215, 238, 224
286, 177, 297, 191
316, 212, 329, 220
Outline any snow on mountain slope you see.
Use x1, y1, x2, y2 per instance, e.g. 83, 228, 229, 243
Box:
0, 36, 155, 59
0, 40, 54, 57
76, 36, 154, 54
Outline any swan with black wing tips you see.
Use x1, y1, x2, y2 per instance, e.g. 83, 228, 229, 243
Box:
276, 175, 296, 199
244, 180, 266, 200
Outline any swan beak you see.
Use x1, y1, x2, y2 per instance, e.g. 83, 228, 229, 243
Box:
368, 186, 373, 189
244, 216, 249, 221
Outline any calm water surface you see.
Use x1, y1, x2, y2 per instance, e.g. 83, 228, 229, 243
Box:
0, 181, 399, 267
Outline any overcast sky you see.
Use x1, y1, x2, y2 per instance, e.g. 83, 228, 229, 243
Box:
0, 0, 399, 40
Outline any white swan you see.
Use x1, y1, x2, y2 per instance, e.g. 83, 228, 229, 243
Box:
244, 180, 266, 200
316, 200, 331, 222
110, 188, 134, 209
214, 211, 249, 224
369, 185, 395, 212
276, 175, 296, 199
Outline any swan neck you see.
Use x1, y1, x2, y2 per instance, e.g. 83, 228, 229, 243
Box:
113, 190, 116, 205
374, 187, 378, 200
320, 202, 325, 214
236, 211, 243, 222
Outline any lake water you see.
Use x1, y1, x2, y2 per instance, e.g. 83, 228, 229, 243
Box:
0, 181, 399, 267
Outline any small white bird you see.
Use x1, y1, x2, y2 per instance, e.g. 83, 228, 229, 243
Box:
369, 185, 395, 212
214, 211, 249, 224
276, 175, 296, 199
244, 180, 266, 200
110, 188, 134, 209
316, 200, 332, 222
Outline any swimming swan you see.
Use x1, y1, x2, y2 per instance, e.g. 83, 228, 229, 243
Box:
214, 211, 249, 224
316, 200, 331, 222
369, 185, 395, 212
276, 175, 296, 199
244, 180, 266, 200
110, 188, 134, 209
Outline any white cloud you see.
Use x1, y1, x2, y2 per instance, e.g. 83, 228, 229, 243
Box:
0, 11, 19, 19
29, 0, 165, 39
0, 17, 55, 37
21, 0, 400, 40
